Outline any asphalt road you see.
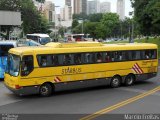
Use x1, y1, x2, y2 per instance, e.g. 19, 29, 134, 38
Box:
0, 69, 160, 120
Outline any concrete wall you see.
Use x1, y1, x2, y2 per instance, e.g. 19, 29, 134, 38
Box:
0, 11, 21, 25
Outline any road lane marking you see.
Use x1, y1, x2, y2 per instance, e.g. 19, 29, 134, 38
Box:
80, 86, 160, 120
117, 87, 160, 96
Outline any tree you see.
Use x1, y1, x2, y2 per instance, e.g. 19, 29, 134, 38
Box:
88, 13, 103, 22
0, 0, 21, 11
100, 13, 120, 38
72, 24, 82, 34
72, 19, 79, 29
35, 0, 45, 3
72, 13, 88, 20
146, 0, 160, 34
84, 22, 100, 39
58, 27, 67, 37
131, 0, 160, 35
95, 23, 106, 39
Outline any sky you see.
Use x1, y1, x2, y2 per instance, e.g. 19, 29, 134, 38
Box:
47, 0, 133, 17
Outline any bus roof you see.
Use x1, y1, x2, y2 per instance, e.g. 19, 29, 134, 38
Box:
27, 34, 49, 37
0, 40, 17, 47
9, 43, 158, 55
45, 42, 103, 48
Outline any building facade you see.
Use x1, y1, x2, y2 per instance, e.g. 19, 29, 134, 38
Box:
87, 0, 100, 15
74, 0, 87, 14
43, 1, 56, 22
100, 2, 111, 13
60, 1, 72, 21
65, 0, 72, 6
117, 0, 125, 20
64, 5, 72, 20
81, 0, 87, 14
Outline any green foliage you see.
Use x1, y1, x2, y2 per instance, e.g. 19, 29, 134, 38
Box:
72, 13, 88, 20
0, 0, 21, 11
72, 24, 82, 34
35, 0, 45, 3
72, 19, 79, 29
100, 13, 120, 37
88, 13, 103, 22
95, 23, 106, 39
48, 22, 55, 28
72, 13, 103, 22
72, 12, 135, 40
21, 0, 50, 34
58, 27, 67, 37
131, 0, 160, 35
84, 22, 100, 39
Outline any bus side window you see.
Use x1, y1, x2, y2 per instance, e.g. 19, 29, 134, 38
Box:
132, 51, 140, 60
151, 50, 157, 59
38, 55, 50, 67
105, 52, 111, 62
21, 55, 33, 76
141, 51, 146, 60
96, 53, 103, 63
52, 55, 59, 65
84, 53, 91, 63
121, 51, 126, 61
144, 51, 150, 59
111, 52, 117, 61
126, 51, 132, 60
118, 52, 122, 61
63, 54, 73, 65
74, 54, 82, 64
144, 50, 157, 59
40, 56, 47, 67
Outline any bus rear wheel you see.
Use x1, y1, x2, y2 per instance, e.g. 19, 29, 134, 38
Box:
125, 74, 135, 86
39, 83, 52, 97
110, 76, 121, 88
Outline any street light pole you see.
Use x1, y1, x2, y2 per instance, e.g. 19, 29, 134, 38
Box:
129, 11, 134, 43
54, 6, 60, 42
78, 18, 84, 41
120, 21, 122, 40
131, 18, 134, 43
82, 19, 83, 34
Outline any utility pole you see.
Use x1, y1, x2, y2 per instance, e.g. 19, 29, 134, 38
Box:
129, 11, 134, 43
131, 19, 134, 43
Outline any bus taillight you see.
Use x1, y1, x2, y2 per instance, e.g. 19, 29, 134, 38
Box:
15, 85, 22, 89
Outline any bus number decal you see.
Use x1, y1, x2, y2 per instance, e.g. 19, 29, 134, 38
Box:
62, 67, 82, 75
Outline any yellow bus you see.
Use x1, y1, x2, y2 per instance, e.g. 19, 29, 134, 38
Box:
4, 42, 158, 96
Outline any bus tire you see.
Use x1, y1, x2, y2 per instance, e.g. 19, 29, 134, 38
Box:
39, 83, 52, 97
125, 74, 135, 86
110, 76, 121, 88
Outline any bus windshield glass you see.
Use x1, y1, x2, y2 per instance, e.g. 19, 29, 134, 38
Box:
40, 37, 51, 45
6, 54, 20, 77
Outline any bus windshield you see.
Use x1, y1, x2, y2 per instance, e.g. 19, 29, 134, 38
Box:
6, 54, 20, 77
40, 37, 51, 45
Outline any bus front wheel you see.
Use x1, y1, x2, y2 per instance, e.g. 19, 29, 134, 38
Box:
39, 83, 52, 97
110, 76, 121, 88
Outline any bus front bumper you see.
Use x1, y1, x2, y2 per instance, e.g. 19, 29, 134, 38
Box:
4, 83, 40, 96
